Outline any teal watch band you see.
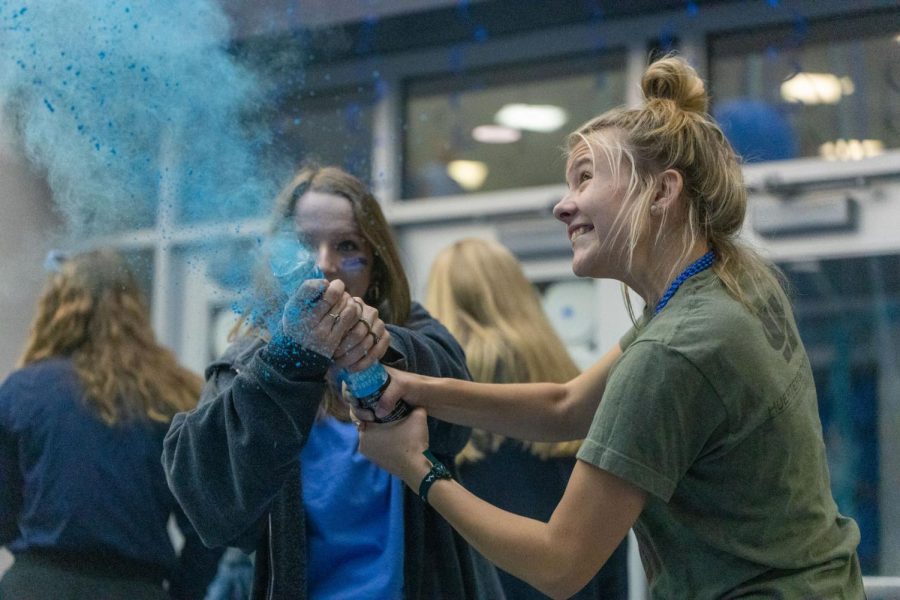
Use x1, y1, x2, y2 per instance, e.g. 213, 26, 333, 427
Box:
418, 449, 452, 503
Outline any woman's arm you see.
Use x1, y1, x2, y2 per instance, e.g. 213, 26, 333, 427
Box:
163, 280, 363, 549
162, 339, 331, 550
359, 409, 645, 600
373, 343, 622, 442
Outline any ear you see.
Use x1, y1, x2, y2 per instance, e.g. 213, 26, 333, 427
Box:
653, 169, 684, 212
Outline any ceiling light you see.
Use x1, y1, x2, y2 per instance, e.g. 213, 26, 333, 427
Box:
472, 124, 522, 144
780, 73, 854, 105
819, 139, 884, 161
494, 103, 568, 132
446, 160, 488, 191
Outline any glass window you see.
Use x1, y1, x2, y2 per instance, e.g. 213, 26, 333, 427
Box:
779, 253, 900, 575
403, 51, 627, 199
176, 84, 376, 225
203, 238, 261, 296
268, 85, 377, 184
120, 247, 155, 310
709, 9, 900, 163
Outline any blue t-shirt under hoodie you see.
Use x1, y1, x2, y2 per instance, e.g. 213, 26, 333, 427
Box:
300, 415, 405, 599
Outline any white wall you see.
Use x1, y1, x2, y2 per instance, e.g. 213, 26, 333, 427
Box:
0, 112, 62, 380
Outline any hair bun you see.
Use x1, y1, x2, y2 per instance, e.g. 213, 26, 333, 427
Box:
641, 55, 708, 114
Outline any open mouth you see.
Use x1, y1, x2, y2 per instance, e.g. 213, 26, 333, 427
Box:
570, 224, 593, 242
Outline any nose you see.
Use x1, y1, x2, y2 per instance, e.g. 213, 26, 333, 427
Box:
552, 193, 575, 224
315, 244, 338, 280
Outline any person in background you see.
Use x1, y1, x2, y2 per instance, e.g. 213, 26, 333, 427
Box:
163, 166, 503, 600
354, 55, 864, 599
425, 237, 629, 600
0, 249, 222, 600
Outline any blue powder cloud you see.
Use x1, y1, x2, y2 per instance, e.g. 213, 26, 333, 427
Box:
0, 0, 280, 236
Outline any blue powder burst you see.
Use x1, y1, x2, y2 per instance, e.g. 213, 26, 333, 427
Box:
0, 0, 281, 236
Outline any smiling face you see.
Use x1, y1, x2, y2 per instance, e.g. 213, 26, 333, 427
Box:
553, 137, 632, 279
294, 190, 374, 298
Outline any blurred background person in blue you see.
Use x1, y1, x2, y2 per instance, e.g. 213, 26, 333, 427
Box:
426, 237, 629, 600
0, 249, 222, 599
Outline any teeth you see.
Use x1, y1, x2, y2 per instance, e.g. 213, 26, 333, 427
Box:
571, 226, 591, 241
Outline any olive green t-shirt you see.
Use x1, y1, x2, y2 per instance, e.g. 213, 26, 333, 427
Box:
577, 270, 864, 599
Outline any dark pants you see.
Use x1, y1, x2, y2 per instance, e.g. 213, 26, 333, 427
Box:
0, 552, 169, 600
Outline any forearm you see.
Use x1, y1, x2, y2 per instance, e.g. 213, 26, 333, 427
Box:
163, 344, 327, 547
414, 473, 591, 599
406, 344, 622, 442
399, 453, 641, 600
414, 376, 580, 442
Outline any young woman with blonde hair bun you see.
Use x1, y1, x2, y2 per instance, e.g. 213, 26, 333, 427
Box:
356, 55, 864, 599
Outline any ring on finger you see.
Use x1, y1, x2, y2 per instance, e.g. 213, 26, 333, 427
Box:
328, 312, 341, 324
369, 332, 380, 345
357, 318, 374, 334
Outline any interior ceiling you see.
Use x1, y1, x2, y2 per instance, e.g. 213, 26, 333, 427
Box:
219, 0, 486, 39
225, 0, 740, 62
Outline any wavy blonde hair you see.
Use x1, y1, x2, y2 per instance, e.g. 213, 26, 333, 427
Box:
568, 54, 783, 319
426, 238, 582, 462
18, 249, 201, 425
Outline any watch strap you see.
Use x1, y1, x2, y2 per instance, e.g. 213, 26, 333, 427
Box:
418, 449, 452, 503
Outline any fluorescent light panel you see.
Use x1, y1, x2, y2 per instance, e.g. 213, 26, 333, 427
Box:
494, 103, 568, 132
472, 124, 522, 144
780, 72, 854, 105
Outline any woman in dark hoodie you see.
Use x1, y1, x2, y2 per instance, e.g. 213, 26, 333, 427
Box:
163, 166, 502, 600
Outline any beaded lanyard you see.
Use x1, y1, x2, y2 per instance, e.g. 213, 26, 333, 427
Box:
654, 250, 716, 315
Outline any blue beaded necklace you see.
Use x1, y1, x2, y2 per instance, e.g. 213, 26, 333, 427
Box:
653, 250, 716, 315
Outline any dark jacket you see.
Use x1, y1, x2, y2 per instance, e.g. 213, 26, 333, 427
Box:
0, 358, 221, 599
163, 303, 503, 600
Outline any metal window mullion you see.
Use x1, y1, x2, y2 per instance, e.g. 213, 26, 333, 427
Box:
372, 74, 402, 205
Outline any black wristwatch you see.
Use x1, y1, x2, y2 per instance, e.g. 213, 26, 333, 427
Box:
418, 449, 452, 503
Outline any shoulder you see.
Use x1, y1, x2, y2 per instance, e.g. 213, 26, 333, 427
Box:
1, 358, 78, 395
401, 302, 443, 331
638, 272, 777, 363
392, 302, 457, 345
386, 302, 469, 379
0, 358, 81, 419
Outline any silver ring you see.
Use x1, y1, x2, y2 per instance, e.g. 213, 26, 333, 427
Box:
328, 312, 341, 324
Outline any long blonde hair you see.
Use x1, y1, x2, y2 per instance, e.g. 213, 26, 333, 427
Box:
568, 54, 783, 317
426, 238, 582, 462
18, 249, 201, 425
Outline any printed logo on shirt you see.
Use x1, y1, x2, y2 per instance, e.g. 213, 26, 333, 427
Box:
756, 294, 799, 363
